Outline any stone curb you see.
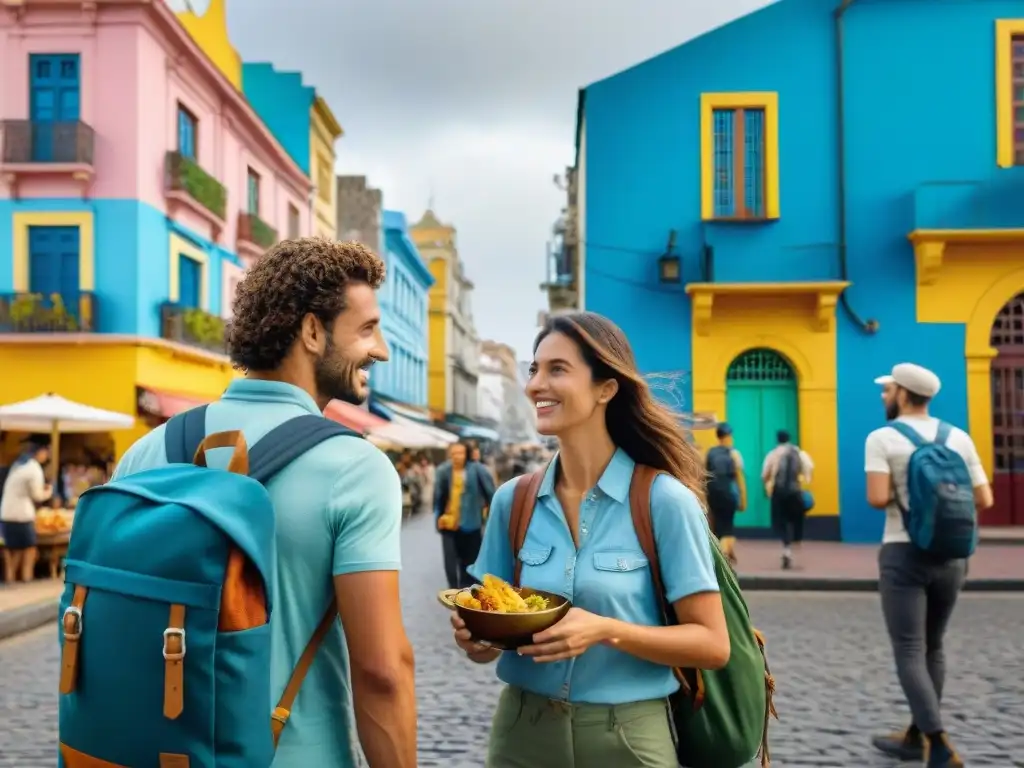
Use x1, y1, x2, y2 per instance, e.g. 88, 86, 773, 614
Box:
0, 598, 59, 642
739, 576, 1024, 592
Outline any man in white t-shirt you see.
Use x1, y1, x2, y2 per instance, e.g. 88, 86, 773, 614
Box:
864, 363, 993, 768
0, 441, 53, 582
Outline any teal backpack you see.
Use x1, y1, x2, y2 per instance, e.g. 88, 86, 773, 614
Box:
57, 405, 359, 768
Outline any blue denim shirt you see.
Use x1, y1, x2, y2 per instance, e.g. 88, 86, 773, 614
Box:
469, 448, 718, 705
434, 461, 496, 532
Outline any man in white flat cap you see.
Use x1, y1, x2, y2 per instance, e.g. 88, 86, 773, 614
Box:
865, 363, 993, 768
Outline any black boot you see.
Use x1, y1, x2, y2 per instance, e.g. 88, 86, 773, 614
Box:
871, 724, 924, 761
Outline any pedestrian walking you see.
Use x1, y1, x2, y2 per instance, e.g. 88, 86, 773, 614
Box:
99, 239, 417, 768
866, 363, 993, 768
761, 430, 814, 570
705, 423, 746, 565
435, 441, 496, 589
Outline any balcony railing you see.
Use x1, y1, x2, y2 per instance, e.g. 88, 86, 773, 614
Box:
165, 151, 227, 221
1, 120, 95, 165
160, 302, 226, 354
0, 291, 96, 332
237, 211, 278, 249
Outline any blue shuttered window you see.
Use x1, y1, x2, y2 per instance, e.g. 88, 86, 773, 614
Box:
711, 107, 767, 219
178, 255, 201, 309
177, 105, 197, 159
29, 54, 80, 162
29, 226, 80, 315
247, 168, 260, 214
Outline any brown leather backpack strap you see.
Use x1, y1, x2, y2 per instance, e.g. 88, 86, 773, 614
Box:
270, 604, 338, 747
509, 470, 545, 587
628, 465, 665, 607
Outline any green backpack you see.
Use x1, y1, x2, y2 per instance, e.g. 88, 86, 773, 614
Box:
630, 465, 778, 768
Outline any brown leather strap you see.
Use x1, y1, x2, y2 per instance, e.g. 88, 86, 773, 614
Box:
628, 466, 664, 606
271, 605, 338, 747
159, 755, 190, 768
163, 604, 186, 720
509, 470, 545, 587
193, 430, 249, 474
59, 585, 88, 694
628, 465, 692, 693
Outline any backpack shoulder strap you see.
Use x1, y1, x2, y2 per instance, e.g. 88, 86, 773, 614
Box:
248, 414, 361, 485
272, 605, 337, 747
628, 465, 666, 617
164, 405, 209, 464
887, 420, 925, 448
934, 421, 952, 446
509, 469, 545, 587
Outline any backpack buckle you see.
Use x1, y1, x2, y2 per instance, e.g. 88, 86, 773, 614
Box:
162, 627, 186, 661
62, 606, 83, 641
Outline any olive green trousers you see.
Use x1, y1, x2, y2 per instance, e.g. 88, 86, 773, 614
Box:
486, 685, 678, 768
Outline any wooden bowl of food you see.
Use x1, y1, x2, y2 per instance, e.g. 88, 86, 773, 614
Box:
438, 574, 571, 650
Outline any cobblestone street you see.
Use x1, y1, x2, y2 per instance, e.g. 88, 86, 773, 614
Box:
2, 512, 1022, 766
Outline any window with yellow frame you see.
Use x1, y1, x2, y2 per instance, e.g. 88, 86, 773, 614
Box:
700, 92, 780, 221
996, 20, 1024, 167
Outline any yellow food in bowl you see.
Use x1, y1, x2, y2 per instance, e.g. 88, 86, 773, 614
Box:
454, 574, 550, 613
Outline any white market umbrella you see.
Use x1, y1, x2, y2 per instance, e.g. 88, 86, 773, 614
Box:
368, 422, 450, 450
0, 393, 135, 481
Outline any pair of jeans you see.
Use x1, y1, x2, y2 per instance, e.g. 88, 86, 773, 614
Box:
878, 542, 967, 734
441, 529, 482, 589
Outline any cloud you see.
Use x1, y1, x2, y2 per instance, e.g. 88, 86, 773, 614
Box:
215, 0, 775, 359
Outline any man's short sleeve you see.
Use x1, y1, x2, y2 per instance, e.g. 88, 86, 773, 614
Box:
467, 479, 517, 584
958, 433, 989, 487
650, 475, 718, 603
328, 441, 403, 576
864, 429, 890, 474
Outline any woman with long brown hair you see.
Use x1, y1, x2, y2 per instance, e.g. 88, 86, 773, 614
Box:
450, 312, 729, 767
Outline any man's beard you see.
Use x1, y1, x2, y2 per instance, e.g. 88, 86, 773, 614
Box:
314, 334, 371, 405
885, 399, 900, 421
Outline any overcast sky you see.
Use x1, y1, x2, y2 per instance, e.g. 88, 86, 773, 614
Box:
193, 0, 774, 359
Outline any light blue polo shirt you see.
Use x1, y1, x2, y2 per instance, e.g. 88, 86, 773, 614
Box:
469, 448, 718, 705
112, 379, 403, 768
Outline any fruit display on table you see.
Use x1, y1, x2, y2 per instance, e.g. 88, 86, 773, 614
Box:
35, 508, 74, 535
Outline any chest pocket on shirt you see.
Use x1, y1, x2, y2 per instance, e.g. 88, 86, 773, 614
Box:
518, 545, 553, 567
593, 550, 649, 573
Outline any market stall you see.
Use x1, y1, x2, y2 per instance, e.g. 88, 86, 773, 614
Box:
0, 393, 134, 579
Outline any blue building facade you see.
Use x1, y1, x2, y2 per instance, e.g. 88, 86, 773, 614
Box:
372, 210, 434, 408
241, 63, 314, 175
576, 0, 1024, 541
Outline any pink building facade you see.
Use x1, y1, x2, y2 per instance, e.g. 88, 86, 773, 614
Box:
0, 0, 312, 341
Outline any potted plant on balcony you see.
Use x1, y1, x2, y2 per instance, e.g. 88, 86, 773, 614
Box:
181, 307, 226, 351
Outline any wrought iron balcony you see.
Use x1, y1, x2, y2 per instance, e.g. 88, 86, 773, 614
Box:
1, 120, 95, 165
160, 302, 227, 354
237, 211, 278, 250
165, 151, 227, 222
0, 291, 96, 333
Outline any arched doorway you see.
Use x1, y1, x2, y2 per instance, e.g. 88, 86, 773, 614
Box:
990, 292, 1024, 527
725, 348, 799, 530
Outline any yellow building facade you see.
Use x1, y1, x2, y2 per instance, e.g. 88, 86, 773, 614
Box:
173, 0, 242, 90
0, 340, 237, 460
410, 211, 455, 415
311, 97, 343, 239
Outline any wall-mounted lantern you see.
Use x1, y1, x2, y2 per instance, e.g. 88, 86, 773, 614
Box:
658, 230, 681, 283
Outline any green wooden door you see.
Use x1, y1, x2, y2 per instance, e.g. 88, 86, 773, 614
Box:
725, 349, 799, 530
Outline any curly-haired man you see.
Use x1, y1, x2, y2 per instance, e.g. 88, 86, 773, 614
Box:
113, 238, 417, 768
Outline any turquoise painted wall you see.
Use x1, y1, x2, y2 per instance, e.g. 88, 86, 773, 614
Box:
241, 63, 314, 175
0, 199, 243, 337
372, 210, 435, 407
581, 0, 1024, 542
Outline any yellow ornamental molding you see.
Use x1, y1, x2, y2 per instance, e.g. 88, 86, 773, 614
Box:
908, 228, 1024, 287
686, 281, 849, 336
175, 0, 242, 90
